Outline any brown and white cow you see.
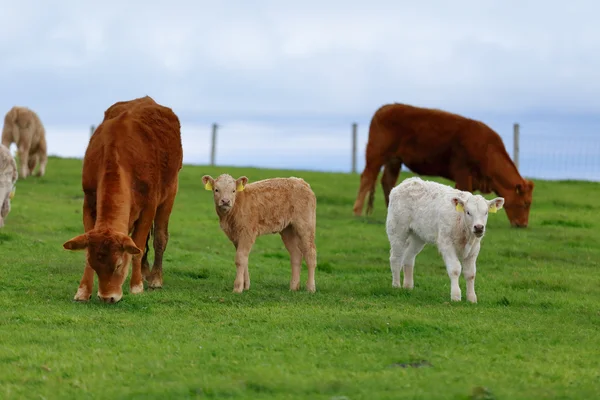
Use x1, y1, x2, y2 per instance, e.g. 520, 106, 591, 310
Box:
63, 96, 183, 303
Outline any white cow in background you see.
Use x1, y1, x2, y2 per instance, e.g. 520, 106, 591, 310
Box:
385, 177, 504, 303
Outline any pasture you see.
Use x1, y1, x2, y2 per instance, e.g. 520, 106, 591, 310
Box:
1, 156, 599, 399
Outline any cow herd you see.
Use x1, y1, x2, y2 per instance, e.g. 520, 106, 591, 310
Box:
0, 96, 535, 304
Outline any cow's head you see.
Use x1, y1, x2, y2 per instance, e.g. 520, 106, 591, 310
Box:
452, 194, 505, 238
502, 179, 534, 228
63, 228, 141, 303
202, 174, 247, 214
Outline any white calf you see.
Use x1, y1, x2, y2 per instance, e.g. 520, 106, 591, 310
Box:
385, 177, 504, 303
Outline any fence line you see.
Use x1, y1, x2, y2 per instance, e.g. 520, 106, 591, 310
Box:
205, 121, 522, 174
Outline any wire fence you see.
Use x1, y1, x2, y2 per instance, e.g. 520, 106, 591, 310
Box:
71, 116, 600, 183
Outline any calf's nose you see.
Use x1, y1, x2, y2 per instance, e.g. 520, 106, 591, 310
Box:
474, 224, 484, 232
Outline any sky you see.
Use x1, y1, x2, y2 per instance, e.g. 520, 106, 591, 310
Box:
1, 0, 599, 180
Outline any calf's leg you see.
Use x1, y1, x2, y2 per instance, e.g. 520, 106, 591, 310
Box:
401, 235, 426, 290
234, 238, 255, 293
462, 253, 478, 303
440, 245, 463, 301
296, 228, 317, 293
280, 226, 303, 291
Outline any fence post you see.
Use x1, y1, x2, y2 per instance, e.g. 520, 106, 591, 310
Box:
351, 122, 357, 173
210, 123, 218, 166
513, 123, 520, 169
90, 125, 95, 137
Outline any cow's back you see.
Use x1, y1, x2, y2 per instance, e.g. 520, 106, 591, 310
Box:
369, 103, 506, 177
83, 98, 182, 200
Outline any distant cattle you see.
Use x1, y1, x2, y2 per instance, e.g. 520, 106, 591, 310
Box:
1, 106, 48, 179
352, 103, 534, 227
202, 174, 318, 293
0, 144, 17, 228
63, 96, 183, 303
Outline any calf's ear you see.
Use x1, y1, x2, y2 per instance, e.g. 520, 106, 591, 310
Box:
63, 234, 89, 251
236, 176, 248, 192
202, 175, 214, 191
451, 197, 465, 212
488, 197, 505, 213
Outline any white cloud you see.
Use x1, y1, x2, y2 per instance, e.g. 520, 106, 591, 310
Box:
1, 0, 600, 122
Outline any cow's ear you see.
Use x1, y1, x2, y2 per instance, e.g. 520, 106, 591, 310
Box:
63, 234, 89, 251
119, 234, 141, 255
451, 197, 465, 212
488, 197, 504, 213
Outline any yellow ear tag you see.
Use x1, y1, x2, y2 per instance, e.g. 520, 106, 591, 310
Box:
489, 204, 497, 213
236, 182, 245, 192
204, 181, 213, 191
455, 203, 464, 212
9, 188, 15, 199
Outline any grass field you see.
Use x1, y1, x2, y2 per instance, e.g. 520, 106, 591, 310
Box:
1, 156, 599, 399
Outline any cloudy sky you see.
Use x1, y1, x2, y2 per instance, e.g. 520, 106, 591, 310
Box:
1, 0, 599, 179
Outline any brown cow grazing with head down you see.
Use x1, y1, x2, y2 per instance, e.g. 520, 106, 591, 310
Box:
63, 96, 183, 303
353, 103, 534, 228
1, 106, 48, 179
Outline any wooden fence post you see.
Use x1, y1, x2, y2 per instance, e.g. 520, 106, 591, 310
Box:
513, 123, 520, 169
351, 122, 357, 173
90, 125, 95, 137
210, 123, 218, 166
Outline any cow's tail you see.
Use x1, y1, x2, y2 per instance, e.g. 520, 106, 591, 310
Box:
364, 110, 384, 216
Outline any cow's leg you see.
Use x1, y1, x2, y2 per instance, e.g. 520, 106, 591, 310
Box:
353, 155, 386, 216
147, 189, 177, 289
17, 143, 31, 179
440, 245, 462, 301
234, 238, 255, 293
27, 153, 38, 176
36, 148, 48, 177
74, 195, 96, 301
401, 234, 426, 290
129, 210, 156, 295
141, 232, 151, 279
280, 225, 303, 291
462, 248, 479, 303
381, 157, 402, 208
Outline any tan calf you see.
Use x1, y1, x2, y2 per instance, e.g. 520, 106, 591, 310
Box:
202, 174, 318, 293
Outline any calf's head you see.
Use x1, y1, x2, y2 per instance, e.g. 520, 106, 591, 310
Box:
502, 179, 534, 228
63, 229, 141, 303
202, 174, 247, 213
451, 194, 505, 238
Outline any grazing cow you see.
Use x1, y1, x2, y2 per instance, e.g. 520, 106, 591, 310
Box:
202, 174, 318, 293
386, 177, 504, 303
63, 96, 183, 303
1, 106, 48, 179
0, 144, 17, 228
353, 103, 534, 227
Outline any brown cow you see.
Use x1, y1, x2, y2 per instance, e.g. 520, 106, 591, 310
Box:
353, 103, 534, 228
1, 106, 48, 179
63, 96, 183, 303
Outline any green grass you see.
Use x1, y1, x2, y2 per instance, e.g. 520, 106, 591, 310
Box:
1, 156, 599, 399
